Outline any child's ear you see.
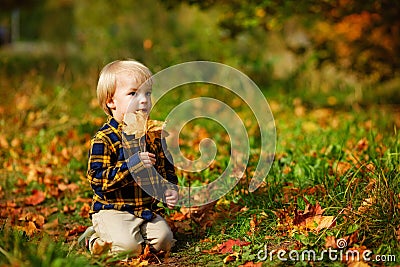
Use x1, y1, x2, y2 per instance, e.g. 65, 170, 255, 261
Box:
106, 98, 116, 110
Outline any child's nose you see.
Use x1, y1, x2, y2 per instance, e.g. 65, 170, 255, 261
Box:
139, 94, 147, 103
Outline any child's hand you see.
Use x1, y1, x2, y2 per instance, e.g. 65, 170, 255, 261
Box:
165, 189, 178, 209
139, 152, 156, 168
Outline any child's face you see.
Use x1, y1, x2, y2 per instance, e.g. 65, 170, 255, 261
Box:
107, 71, 152, 123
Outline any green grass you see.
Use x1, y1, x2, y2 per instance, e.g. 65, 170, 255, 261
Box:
0, 57, 399, 266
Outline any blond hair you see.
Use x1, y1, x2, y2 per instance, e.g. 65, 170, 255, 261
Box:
97, 59, 153, 116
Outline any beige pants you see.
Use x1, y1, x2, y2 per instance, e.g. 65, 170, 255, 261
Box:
90, 210, 175, 256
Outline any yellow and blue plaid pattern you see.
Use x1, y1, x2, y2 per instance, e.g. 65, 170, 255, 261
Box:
87, 116, 178, 220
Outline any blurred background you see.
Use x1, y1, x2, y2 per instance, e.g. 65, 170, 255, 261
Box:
0, 2, 399, 265
0, 0, 399, 106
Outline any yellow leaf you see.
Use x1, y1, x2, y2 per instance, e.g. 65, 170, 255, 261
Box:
139, 260, 149, 266
223, 252, 239, 264
305, 215, 335, 231
123, 111, 147, 137
123, 111, 166, 142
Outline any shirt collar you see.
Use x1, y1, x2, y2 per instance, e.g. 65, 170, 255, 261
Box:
107, 116, 122, 131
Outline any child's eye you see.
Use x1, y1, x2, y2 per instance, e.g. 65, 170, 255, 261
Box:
145, 92, 152, 96
129, 92, 136, 96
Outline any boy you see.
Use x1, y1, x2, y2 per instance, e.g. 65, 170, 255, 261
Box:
79, 59, 179, 256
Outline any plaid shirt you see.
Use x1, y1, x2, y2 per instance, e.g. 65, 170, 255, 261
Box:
87, 116, 178, 221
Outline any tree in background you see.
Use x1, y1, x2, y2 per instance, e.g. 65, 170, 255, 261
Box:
164, 0, 400, 82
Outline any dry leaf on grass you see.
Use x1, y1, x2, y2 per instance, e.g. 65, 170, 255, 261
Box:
324, 235, 337, 249
294, 202, 336, 232
65, 225, 87, 237
16, 221, 37, 237
239, 261, 263, 267
92, 239, 112, 255
223, 251, 239, 264
24, 189, 45, 206
203, 239, 251, 254
348, 262, 370, 267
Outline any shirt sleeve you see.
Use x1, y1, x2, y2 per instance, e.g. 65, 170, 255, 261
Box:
87, 134, 148, 194
158, 138, 179, 192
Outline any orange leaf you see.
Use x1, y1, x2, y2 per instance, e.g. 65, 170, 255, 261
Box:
249, 214, 257, 233
335, 161, 352, 176
139, 244, 152, 261
218, 239, 251, 254
239, 261, 263, 267
16, 221, 37, 236
79, 203, 91, 218
92, 239, 112, 255
65, 225, 87, 237
25, 190, 45, 206
348, 262, 370, 267
26, 221, 38, 236
324, 236, 337, 249
43, 218, 59, 230
293, 202, 324, 225
169, 212, 187, 221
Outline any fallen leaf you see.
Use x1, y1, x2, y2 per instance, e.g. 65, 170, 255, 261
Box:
248, 214, 257, 235
324, 236, 337, 249
74, 196, 92, 203
63, 204, 76, 213
293, 202, 336, 232
65, 225, 87, 237
218, 239, 251, 254
168, 212, 187, 221
41, 206, 59, 217
92, 239, 112, 255
293, 202, 324, 225
43, 218, 59, 230
335, 161, 352, 176
223, 252, 239, 263
348, 262, 370, 267
79, 203, 91, 218
25, 190, 46, 206
16, 221, 37, 236
305, 215, 335, 231
342, 231, 359, 248
356, 138, 369, 152
180, 202, 216, 220
169, 220, 192, 233
140, 244, 152, 261
239, 262, 263, 267
357, 197, 375, 213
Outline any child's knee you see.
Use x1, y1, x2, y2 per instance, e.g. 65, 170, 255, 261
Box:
152, 229, 175, 252
112, 239, 143, 256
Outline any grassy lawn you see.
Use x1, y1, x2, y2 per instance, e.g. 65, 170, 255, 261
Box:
0, 59, 399, 266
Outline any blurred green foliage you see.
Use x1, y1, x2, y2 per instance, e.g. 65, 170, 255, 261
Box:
0, 0, 399, 103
